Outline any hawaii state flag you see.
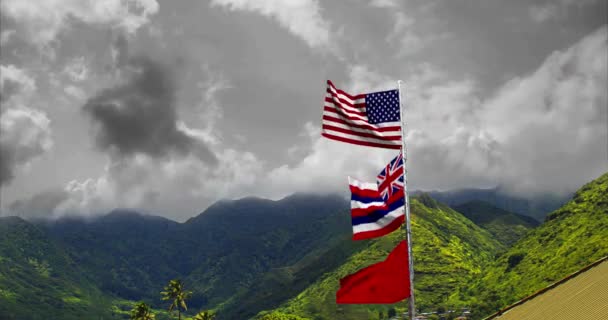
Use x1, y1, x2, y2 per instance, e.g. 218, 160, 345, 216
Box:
349, 152, 406, 240
349, 177, 405, 240
336, 240, 411, 304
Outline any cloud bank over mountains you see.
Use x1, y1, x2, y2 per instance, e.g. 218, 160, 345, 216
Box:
1, 0, 606, 221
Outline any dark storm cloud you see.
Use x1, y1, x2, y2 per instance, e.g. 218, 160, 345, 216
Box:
82, 53, 216, 163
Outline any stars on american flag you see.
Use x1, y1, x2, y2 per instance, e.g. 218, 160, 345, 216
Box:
365, 90, 400, 124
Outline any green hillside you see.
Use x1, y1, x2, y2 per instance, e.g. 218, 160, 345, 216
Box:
260, 195, 504, 320
3, 176, 603, 320
0, 194, 351, 319
179, 194, 351, 310
419, 188, 570, 222
216, 235, 367, 320
454, 200, 539, 246
468, 172, 608, 318
0, 217, 116, 320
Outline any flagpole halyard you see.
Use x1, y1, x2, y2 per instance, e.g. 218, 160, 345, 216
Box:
397, 80, 416, 320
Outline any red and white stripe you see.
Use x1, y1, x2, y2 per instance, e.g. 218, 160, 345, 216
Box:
348, 177, 405, 240
322, 80, 402, 149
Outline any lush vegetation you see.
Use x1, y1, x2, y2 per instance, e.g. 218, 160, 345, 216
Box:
465, 172, 608, 318
0, 216, 121, 320
1, 194, 351, 319
260, 194, 504, 319
216, 234, 367, 320
453, 200, 539, 246
418, 188, 570, 222
34, 194, 349, 313
1, 171, 605, 320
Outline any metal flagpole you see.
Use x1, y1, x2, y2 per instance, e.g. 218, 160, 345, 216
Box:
397, 80, 415, 320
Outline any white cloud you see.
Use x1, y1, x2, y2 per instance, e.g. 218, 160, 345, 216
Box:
263, 122, 396, 200
267, 26, 608, 197
0, 65, 54, 186
191, 66, 233, 146
52, 78, 263, 221
1, 0, 159, 44
55, 144, 264, 221
370, 0, 399, 9
0, 64, 36, 101
0, 107, 53, 185
210, 0, 332, 50
480, 26, 607, 193
63, 57, 90, 82
63, 85, 87, 101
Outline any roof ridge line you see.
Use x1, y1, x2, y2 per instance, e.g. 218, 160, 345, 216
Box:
483, 255, 608, 319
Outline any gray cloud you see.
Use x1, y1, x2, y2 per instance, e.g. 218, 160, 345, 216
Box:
83, 50, 216, 163
0, 107, 53, 185
2, 0, 607, 221
6, 189, 68, 219
0, 64, 36, 102
0, 65, 52, 186
0, 0, 159, 45
265, 26, 608, 199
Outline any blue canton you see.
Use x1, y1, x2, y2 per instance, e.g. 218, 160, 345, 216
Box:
365, 89, 400, 124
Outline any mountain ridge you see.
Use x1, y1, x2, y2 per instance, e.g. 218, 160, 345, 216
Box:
3, 175, 605, 320
453, 200, 539, 246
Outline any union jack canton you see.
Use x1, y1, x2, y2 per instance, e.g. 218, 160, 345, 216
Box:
376, 152, 405, 200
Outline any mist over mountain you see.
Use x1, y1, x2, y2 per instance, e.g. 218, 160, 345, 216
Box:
2, 173, 606, 320
412, 187, 572, 222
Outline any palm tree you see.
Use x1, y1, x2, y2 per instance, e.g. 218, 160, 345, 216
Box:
193, 310, 216, 320
130, 301, 155, 320
161, 279, 192, 320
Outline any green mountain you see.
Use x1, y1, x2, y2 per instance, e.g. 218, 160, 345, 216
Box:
39, 210, 182, 304
2, 174, 603, 320
259, 194, 504, 320
17, 193, 350, 318
467, 172, 608, 318
0, 216, 117, 320
453, 200, 539, 246
179, 194, 351, 309
216, 235, 366, 320
415, 188, 571, 222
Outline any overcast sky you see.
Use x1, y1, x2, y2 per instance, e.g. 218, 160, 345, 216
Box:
1, 0, 606, 221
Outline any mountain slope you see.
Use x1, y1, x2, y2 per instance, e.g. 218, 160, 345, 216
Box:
414, 188, 571, 222
216, 235, 367, 320
468, 172, 608, 318
36, 193, 350, 313
40, 210, 182, 304
453, 200, 539, 246
177, 193, 350, 309
0, 217, 116, 320
260, 195, 504, 320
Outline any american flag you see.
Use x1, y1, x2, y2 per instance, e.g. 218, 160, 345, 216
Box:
376, 152, 405, 200
322, 80, 402, 149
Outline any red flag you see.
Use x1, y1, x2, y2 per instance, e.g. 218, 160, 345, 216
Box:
336, 241, 410, 304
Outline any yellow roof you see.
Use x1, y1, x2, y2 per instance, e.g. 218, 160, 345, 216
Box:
486, 257, 608, 320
